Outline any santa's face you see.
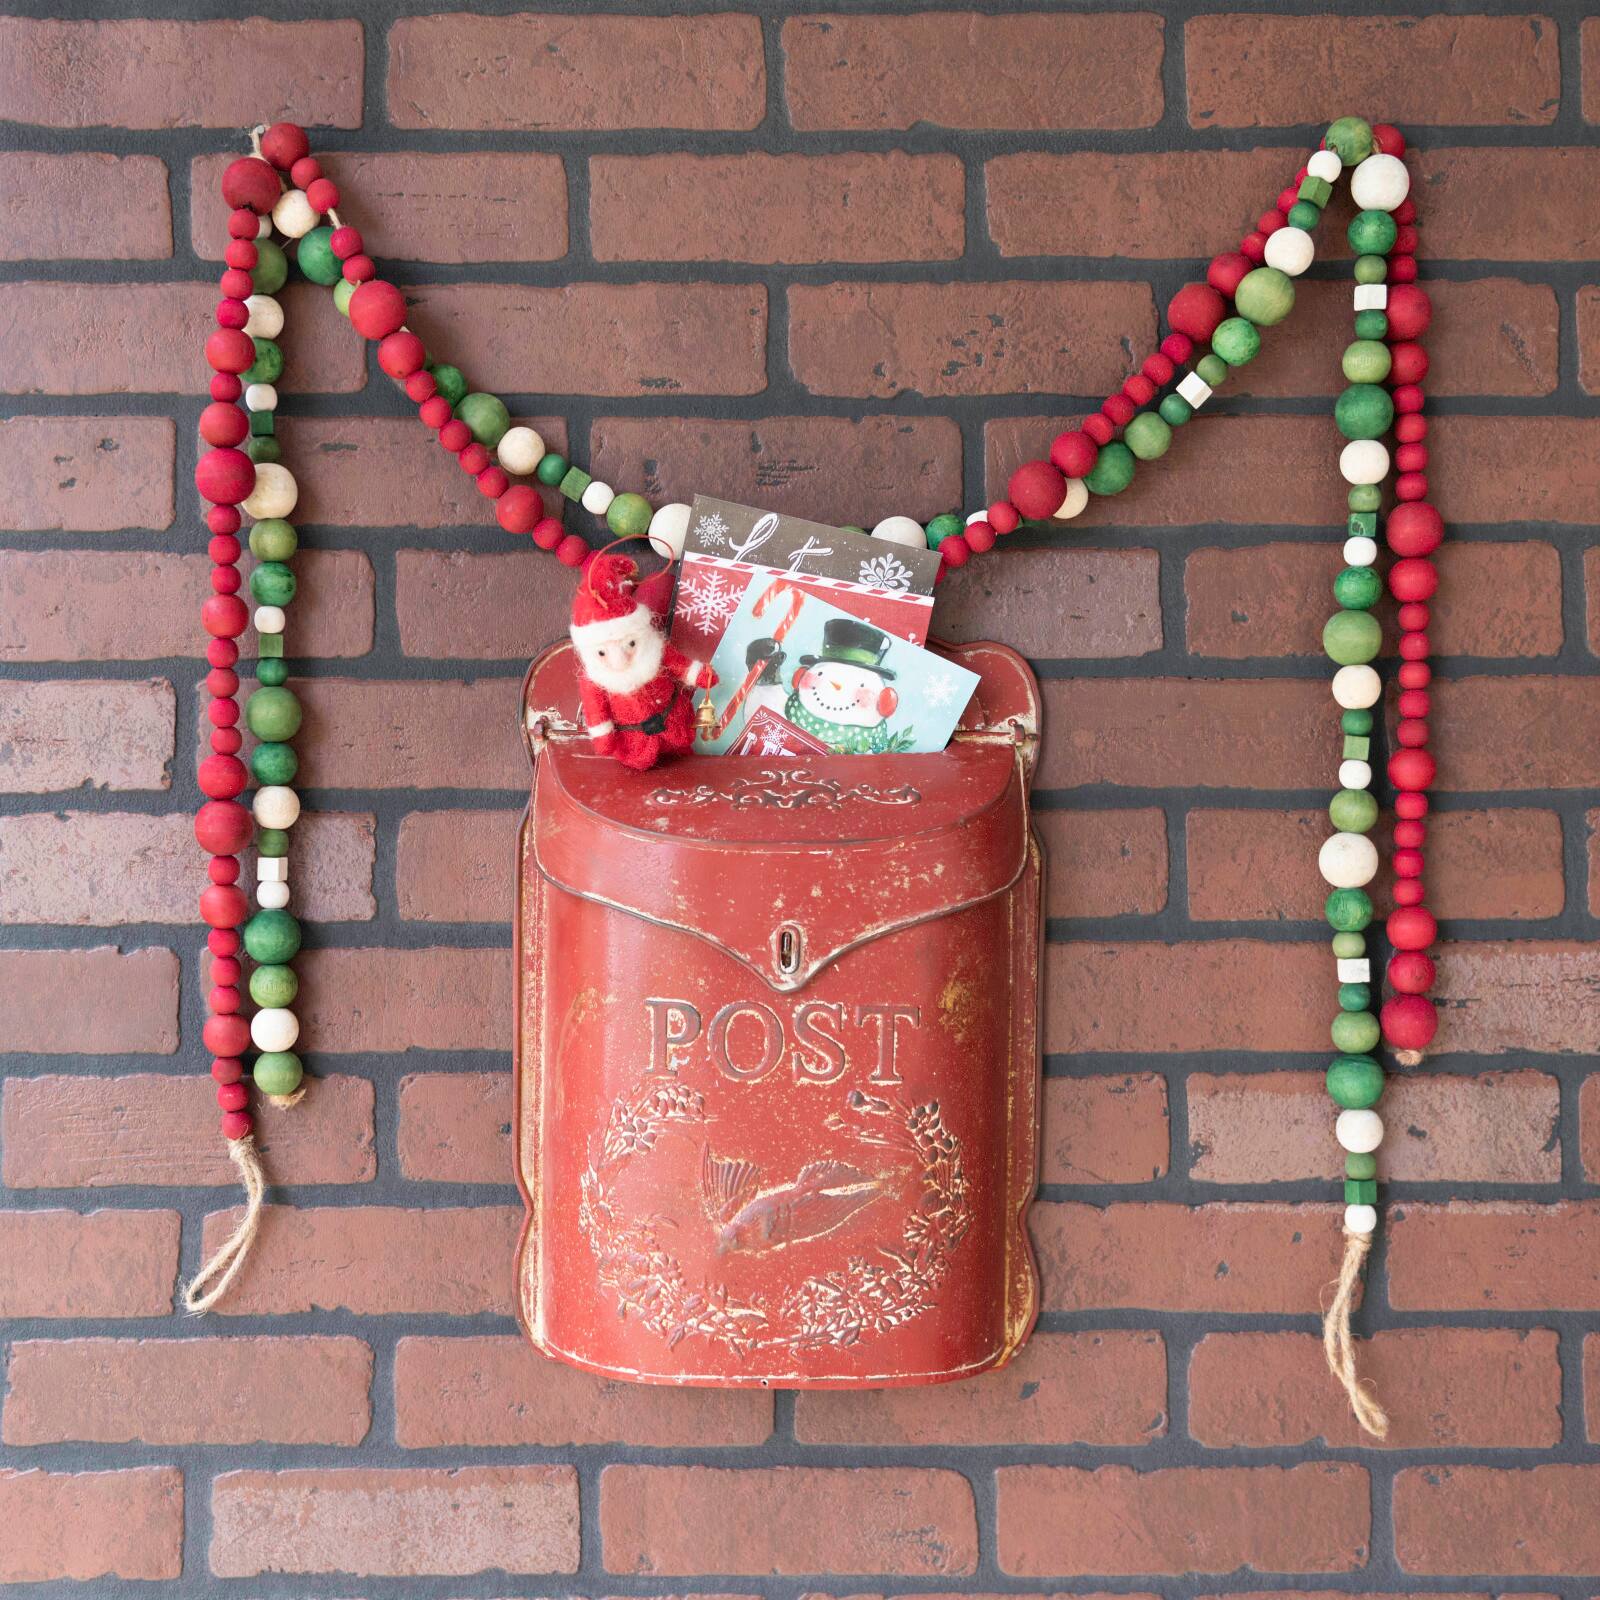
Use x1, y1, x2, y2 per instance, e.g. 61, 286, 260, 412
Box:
794, 662, 897, 728
578, 621, 665, 695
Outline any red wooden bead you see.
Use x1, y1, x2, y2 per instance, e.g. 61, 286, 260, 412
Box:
1160, 332, 1194, 364
965, 520, 996, 554
205, 328, 256, 375
261, 122, 310, 170
1373, 123, 1406, 156
1388, 905, 1437, 951
987, 500, 1021, 535
342, 253, 376, 284
496, 485, 543, 535
1395, 443, 1428, 473
209, 928, 241, 957
1390, 748, 1436, 790
1388, 949, 1434, 992
438, 418, 472, 452
938, 533, 971, 568
212, 1056, 245, 1084
1101, 393, 1135, 428
1382, 992, 1437, 1049
1122, 374, 1156, 407
556, 533, 591, 567
1142, 353, 1174, 386
202, 594, 249, 639
207, 855, 239, 886
1398, 718, 1429, 749
1399, 631, 1430, 661
330, 225, 363, 259
1207, 251, 1251, 296
210, 373, 242, 404
1398, 661, 1431, 689
1396, 785, 1429, 815
1389, 557, 1439, 602
405, 370, 437, 403
1398, 688, 1430, 719
532, 516, 565, 551
1397, 602, 1430, 632
209, 983, 241, 1015
457, 442, 490, 475
1389, 255, 1418, 284
1387, 501, 1443, 557
207, 638, 239, 669
1394, 820, 1426, 848
199, 753, 247, 799
212, 566, 241, 594
306, 177, 340, 213
1007, 460, 1065, 520
1393, 225, 1419, 255
1394, 198, 1417, 225
1167, 282, 1227, 341
419, 395, 453, 429
1277, 185, 1300, 215
1082, 413, 1115, 446
1394, 847, 1425, 878
378, 330, 426, 379
212, 957, 242, 987
221, 1110, 254, 1141
1389, 341, 1428, 385
221, 156, 280, 213
200, 402, 249, 448
207, 698, 240, 729
211, 727, 242, 755
228, 207, 260, 240
1392, 383, 1425, 414
209, 535, 242, 566
1386, 284, 1432, 338
1256, 209, 1283, 236
1393, 877, 1426, 906
476, 466, 509, 499
1050, 430, 1098, 478
200, 883, 248, 929
1395, 472, 1428, 502
204, 1012, 251, 1057
1239, 231, 1267, 263
349, 279, 406, 339
216, 295, 249, 328
217, 1081, 250, 1113
289, 156, 322, 189
1397, 416, 1430, 445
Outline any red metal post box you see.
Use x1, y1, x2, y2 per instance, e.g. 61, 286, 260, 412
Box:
514, 637, 1044, 1386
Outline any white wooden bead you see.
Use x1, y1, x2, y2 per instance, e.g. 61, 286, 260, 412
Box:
1339, 439, 1390, 485
1308, 149, 1343, 182
1344, 1203, 1378, 1236
253, 605, 285, 634
1339, 758, 1373, 790
965, 510, 989, 525
253, 785, 300, 830
1263, 225, 1314, 277
250, 1006, 300, 1052
647, 502, 692, 561
244, 382, 278, 413
1350, 152, 1410, 212
1344, 535, 1378, 567
1332, 664, 1381, 709
1336, 958, 1371, 984
581, 479, 614, 516
871, 515, 926, 548
1353, 284, 1388, 312
256, 880, 291, 910
1053, 479, 1089, 521
1177, 371, 1212, 408
1319, 831, 1379, 888
242, 462, 297, 519
1336, 1107, 1384, 1154
257, 856, 288, 882
256, 214, 273, 240
272, 188, 318, 239
243, 295, 283, 339
496, 425, 545, 475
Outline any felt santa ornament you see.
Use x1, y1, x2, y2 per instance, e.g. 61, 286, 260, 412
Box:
570, 551, 716, 770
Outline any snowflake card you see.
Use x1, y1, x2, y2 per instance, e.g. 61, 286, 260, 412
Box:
696, 574, 979, 757
669, 496, 940, 665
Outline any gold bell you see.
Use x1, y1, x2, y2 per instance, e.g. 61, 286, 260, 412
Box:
694, 690, 717, 740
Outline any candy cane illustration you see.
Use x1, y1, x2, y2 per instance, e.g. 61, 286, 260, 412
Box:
699, 577, 806, 741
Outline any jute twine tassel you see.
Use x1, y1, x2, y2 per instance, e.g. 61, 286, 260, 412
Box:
183, 1135, 265, 1314
1322, 1227, 1390, 1439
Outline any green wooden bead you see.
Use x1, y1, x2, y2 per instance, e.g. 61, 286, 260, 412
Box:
1348, 209, 1398, 256
1353, 309, 1388, 340
1346, 510, 1378, 539
333, 278, 356, 316
1345, 1177, 1378, 1205
243, 908, 301, 964
1196, 352, 1229, 387
456, 393, 510, 448
250, 561, 296, 607
258, 632, 284, 658
1211, 317, 1261, 366
1348, 484, 1382, 512
1335, 382, 1395, 441
256, 658, 288, 687
1342, 709, 1374, 735
244, 437, 281, 464
252, 239, 288, 296
296, 225, 341, 286
253, 1051, 304, 1097
1341, 340, 1392, 384
558, 465, 592, 501
1123, 411, 1172, 460
1332, 1009, 1381, 1053
1158, 393, 1193, 427
606, 491, 652, 538
257, 828, 290, 857
249, 963, 299, 1008
1345, 1151, 1378, 1179
536, 452, 568, 486
1235, 267, 1295, 327
1338, 982, 1372, 1012
249, 519, 297, 561
1353, 254, 1389, 286
1334, 565, 1382, 610
1297, 174, 1333, 208
431, 365, 468, 405
1083, 441, 1135, 496
1330, 787, 1378, 833
1325, 116, 1375, 165
924, 513, 963, 544
251, 741, 298, 785
1326, 1052, 1384, 1108
840, 525, 865, 535
249, 408, 275, 437
1324, 608, 1382, 665
1331, 931, 1366, 958
1326, 888, 1373, 931
243, 337, 284, 385
245, 685, 302, 741
1287, 200, 1322, 230
1343, 733, 1370, 761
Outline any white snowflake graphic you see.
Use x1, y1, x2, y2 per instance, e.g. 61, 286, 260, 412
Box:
858, 552, 914, 592
760, 728, 792, 755
677, 571, 742, 632
923, 673, 959, 709
692, 510, 731, 548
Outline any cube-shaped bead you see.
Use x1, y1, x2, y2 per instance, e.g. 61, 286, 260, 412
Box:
250, 409, 275, 437
1336, 957, 1372, 983
1298, 175, 1333, 207
558, 466, 592, 502
1343, 735, 1371, 761
1344, 1178, 1378, 1205
1347, 511, 1378, 539
1353, 284, 1388, 311
257, 633, 284, 657
257, 855, 289, 882
1176, 371, 1212, 408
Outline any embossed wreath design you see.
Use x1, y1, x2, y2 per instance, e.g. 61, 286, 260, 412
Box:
577, 1079, 970, 1356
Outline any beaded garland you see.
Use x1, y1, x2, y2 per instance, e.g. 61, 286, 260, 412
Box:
190, 116, 1438, 1431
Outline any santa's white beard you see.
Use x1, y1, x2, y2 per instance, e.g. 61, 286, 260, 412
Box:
577, 627, 666, 696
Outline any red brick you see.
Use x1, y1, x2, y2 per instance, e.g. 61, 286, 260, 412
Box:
3, 1073, 374, 1188
601, 1465, 977, 1576
0, 17, 361, 127
796, 1330, 1166, 1446
294, 678, 525, 789
1186, 15, 1560, 128
296, 947, 510, 1053
789, 281, 1154, 398
0, 810, 373, 925
201, 1204, 520, 1316
1394, 1464, 1600, 1573
1185, 808, 1565, 923
1041, 1074, 1170, 1184
387, 12, 764, 131
1432, 679, 1600, 791
405, 281, 766, 396
1434, 942, 1600, 1055
592, 415, 963, 530
397, 1071, 509, 1183
1036, 808, 1168, 920
1414, 148, 1600, 260
1, 677, 173, 792
0, 280, 363, 394
0, 1209, 178, 1318
1189, 1328, 1561, 1450
0, 947, 178, 1054
395, 1335, 772, 1447
1588, 1333, 1600, 1440
1588, 548, 1600, 652
1390, 1202, 1600, 1309
1583, 1074, 1600, 1180
211, 1465, 578, 1577
1047, 940, 1326, 1054
1186, 541, 1563, 660
1030, 1200, 1342, 1313
0, 415, 174, 533
3, 1336, 371, 1445
997, 1462, 1369, 1575
784, 12, 1164, 130
192, 149, 566, 262
592, 153, 962, 263
396, 549, 577, 660
396, 809, 519, 923
1588, 18, 1600, 121
0, 1467, 182, 1583
1431, 417, 1600, 526
1, 154, 171, 260
1579, 285, 1600, 392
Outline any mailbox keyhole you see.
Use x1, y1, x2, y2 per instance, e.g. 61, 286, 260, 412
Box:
776, 924, 803, 976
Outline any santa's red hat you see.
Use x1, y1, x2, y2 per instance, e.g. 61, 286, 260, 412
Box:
571, 552, 655, 649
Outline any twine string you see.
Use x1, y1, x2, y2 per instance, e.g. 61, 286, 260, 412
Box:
183, 1135, 265, 1314
1321, 1227, 1390, 1439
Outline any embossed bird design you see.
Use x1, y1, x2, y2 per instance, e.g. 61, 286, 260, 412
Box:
699, 1144, 885, 1255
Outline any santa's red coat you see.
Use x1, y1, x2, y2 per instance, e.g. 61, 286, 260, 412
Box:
579, 642, 707, 770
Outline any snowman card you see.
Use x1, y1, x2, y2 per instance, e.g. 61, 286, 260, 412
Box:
697, 575, 980, 757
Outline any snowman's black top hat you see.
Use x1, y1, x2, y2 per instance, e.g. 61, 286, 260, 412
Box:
799, 616, 896, 680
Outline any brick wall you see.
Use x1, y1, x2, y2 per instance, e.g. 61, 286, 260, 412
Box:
1, 0, 1597, 1589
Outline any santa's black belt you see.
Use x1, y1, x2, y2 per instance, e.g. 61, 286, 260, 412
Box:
615, 710, 668, 735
